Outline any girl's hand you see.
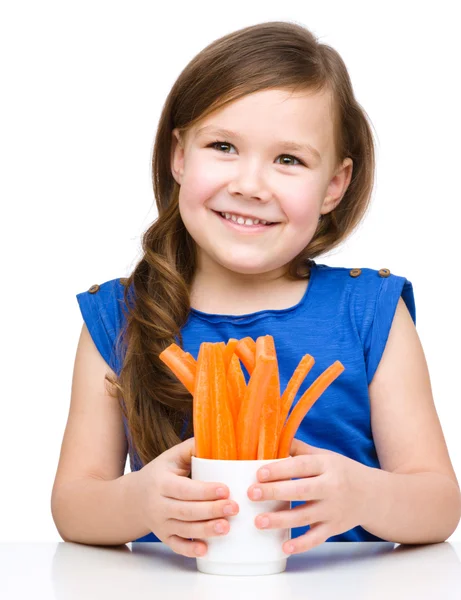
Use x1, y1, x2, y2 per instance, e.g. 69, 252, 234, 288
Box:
247, 438, 371, 555
136, 437, 239, 558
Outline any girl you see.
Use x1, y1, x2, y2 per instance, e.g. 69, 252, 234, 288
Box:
51, 21, 461, 559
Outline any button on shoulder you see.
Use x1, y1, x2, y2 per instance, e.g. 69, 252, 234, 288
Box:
88, 284, 100, 294
378, 268, 391, 278
349, 268, 362, 277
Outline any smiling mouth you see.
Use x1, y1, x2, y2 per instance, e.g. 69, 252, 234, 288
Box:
213, 210, 278, 227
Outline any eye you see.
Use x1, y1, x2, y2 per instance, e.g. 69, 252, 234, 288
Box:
276, 154, 303, 166
208, 140, 236, 154
207, 140, 305, 166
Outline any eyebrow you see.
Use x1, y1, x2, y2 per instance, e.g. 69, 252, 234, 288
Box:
196, 125, 321, 162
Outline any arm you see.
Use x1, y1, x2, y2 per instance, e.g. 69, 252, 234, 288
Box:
245, 297, 461, 554
51, 471, 151, 545
52, 325, 238, 554
360, 468, 461, 544
51, 324, 150, 544
362, 297, 461, 543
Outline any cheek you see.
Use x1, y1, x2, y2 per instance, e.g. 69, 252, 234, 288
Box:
290, 203, 318, 225
279, 189, 322, 255
179, 156, 219, 209
177, 166, 215, 239
282, 186, 320, 227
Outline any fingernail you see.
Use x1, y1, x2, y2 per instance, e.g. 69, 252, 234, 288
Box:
216, 487, 226, 498
285, 543, 295, 554
259, 516, 270, 528
252, 487, 262, 500
223, 503, 234, 515
260, 468, 270, 480
214, 522, 225, 534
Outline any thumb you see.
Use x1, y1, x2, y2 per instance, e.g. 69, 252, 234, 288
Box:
167, 436, 196, 476
289, 437, 327, 457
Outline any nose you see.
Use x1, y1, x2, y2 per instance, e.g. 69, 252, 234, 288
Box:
227, 162, 272, 202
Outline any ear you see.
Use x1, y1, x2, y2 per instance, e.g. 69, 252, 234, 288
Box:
171, 128, 185, 185
321, 157, 353, 216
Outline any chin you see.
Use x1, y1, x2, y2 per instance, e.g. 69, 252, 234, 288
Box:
218, 258, 275, 276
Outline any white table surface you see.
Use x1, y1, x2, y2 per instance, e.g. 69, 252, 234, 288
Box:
2, 542, 460, 599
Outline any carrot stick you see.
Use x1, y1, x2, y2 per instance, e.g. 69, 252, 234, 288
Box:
223, 338, 239, 371
210, 343, 237, 460
235, 337, 256, 375
193, 343, 212, 458
226, 353, 246, 426
236, 354, 276, 459
255, 336, 281, 460
277, 360, 345, 458
159, 343, 197, 394
225, 339, 245, 426
278, 354, 315, 437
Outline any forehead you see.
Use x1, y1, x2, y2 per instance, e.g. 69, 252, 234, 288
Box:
191, 88, 335, 156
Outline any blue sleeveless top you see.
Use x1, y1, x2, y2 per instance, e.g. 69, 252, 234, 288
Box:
76, 261, 416, 544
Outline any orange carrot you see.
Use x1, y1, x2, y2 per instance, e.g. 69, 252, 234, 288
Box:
236, 354, 276, 459
277, 360, 345, 458
210, 343, 237, 460
193, 343, 212, 458
235, 337, 256, 375
278, 354, 315, 437
159, 343, 197, 394
226, 353, 247, 426
223, 338, 239, 371
255, 336, 281, 460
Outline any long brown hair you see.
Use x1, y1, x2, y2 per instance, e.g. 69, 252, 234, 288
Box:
106, 20, 376, 467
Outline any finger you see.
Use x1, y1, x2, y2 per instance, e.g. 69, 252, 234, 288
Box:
249, 474, 325, 502
283, 522, 332, 555
169, 517, 231, 540
289, 438, 334, 457
255, 500, 322, 530
167, 534, 208, 558
168, 497, 239, 521
256, 454, 324, 483
167, 437, 196, 477
163, 476, 230, 501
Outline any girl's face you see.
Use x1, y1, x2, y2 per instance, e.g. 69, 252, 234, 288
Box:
171, 88, 352, 280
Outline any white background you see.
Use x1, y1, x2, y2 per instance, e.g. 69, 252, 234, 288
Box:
1, 0, 460, 543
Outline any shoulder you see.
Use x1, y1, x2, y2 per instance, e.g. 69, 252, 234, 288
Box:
315, 262, 396, 286
76, 277, 131, 373
76, 277, 133, 319
313, 262, 416, 385
314, 263, 414, 313
77, 277, 129, 301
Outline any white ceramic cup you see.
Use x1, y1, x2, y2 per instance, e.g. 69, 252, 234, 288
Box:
191, 456, 291, 576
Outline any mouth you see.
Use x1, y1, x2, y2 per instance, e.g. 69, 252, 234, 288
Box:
213, 210, 278, 230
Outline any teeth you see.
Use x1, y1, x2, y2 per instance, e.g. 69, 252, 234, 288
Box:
221, 212, 268, 226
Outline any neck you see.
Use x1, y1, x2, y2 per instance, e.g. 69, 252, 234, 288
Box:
189, 260, 308, 316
